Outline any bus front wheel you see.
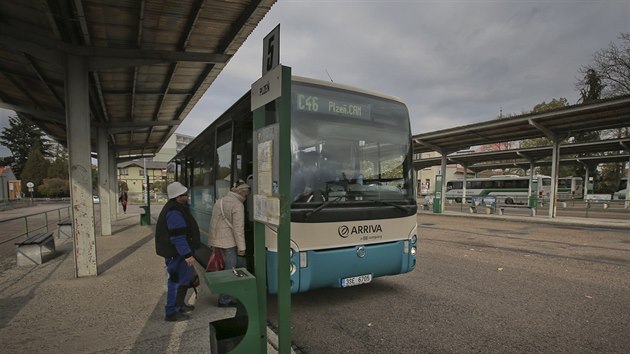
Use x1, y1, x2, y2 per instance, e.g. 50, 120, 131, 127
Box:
505, 197, 514, 204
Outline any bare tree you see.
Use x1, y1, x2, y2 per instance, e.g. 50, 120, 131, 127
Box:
577, 32, 630, 97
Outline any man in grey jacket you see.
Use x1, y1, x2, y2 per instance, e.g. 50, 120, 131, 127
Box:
208, 180, 250, 307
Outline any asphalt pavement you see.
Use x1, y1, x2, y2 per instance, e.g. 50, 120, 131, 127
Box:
0, 202, 627, 353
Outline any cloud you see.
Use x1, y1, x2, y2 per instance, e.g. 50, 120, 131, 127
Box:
179, 1, 625, 138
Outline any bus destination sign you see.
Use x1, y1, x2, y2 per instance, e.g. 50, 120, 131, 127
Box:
295, 93, 370, 119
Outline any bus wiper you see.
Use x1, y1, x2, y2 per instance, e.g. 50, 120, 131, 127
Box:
366, 199, 409, 212
305, 195, 344, 219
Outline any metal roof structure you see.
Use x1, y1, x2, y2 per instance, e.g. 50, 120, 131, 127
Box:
0, 0, 276, 158
413, 95, 630, 217
413, 95, 630, 155
414, 138, 630, 171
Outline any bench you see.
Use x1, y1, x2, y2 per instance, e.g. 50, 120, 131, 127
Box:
56, 218, 72, 244
469, 205, 494, 214
586, 200, 610, 209
585, 194, 612, 209
15, 232, 56, 266
499, 205, 536, 216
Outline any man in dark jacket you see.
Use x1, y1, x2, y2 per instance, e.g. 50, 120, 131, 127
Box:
155, 182, 201, 322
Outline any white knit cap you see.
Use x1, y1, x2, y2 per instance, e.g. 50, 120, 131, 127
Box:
167, 182, 188, 199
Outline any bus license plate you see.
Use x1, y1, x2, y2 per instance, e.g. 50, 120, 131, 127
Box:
341, 274, 372, 287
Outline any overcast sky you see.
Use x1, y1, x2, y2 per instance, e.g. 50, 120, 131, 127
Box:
178, 0, 628, 137
1, 0, 628, 157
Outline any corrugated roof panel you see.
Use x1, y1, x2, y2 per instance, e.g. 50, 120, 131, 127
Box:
0, 0, 278, 158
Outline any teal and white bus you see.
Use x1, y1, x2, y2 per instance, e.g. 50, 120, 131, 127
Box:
168, 76, 418, 293
445, 175, 583, 204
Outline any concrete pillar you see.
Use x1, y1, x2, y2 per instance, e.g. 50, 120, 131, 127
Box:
97, 127, 112, 236
462, 163, 468, 207
548, 140, 560, 218
625, 158, 630, 209
109, 151, 118, 220
583, 166, 590, 199
440, 154, 447, 213
65, 54, 98, 277
528, 162, 535, 198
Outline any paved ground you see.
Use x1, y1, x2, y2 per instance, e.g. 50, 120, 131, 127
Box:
277, 212, 630, 353
0, 203, 630, 353
0, 206, 288, 354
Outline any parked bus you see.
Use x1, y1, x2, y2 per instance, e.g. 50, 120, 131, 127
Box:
546, 176, 583, 201
169, 76, 418, 293
613, 177, 628, 200
445, 175, 583, 205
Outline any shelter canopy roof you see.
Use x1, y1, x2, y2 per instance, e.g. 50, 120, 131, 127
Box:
413, 95, 630, 155
0, 0, 276, 158
413, 95, 630, 172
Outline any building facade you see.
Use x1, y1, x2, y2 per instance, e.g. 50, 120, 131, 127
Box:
0, 166, 19, 202
152, 133, 194, 163
117, 159, 167, 200
416, 151, 474, 195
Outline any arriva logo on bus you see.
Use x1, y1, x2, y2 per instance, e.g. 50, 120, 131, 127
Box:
338, 225, 383, 238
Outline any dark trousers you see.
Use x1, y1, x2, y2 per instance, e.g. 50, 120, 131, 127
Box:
164, 256, 191, 316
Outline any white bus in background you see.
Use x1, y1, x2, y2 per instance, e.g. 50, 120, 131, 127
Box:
613, 177, 628, 200
544, 176, 584, 201
445, 175, 583, 205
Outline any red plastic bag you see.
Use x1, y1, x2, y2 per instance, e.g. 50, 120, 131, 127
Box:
206, 248, 224, 272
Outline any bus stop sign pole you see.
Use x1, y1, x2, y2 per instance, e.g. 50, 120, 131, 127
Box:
252, 65, 292, 354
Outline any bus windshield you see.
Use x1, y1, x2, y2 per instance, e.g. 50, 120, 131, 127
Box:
290, 82, 414, 206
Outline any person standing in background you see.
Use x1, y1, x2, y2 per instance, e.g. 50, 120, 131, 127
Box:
118, 191, 128, 213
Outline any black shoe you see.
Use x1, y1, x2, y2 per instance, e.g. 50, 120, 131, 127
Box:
217, 300, 238, 308
165, 312, 190, 322
180, 304, 195, 313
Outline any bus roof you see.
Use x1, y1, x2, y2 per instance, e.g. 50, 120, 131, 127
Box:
292, 76, 405, 104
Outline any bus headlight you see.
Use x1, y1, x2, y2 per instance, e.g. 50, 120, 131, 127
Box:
290, 262, 297, 275
411, 246, 417, 256
290, 248, 295, 258
411, 235, 417, 244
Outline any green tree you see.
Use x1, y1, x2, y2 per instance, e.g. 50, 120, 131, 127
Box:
48, 155, 69, 179
520, 98, 576, 177
20, 144, 51, 197
571, 69, 605, 182
578, 68, 605, 103
152, 180, 166, 194
48, 143, 68, 177
0, 115, 52, 178
573, 69, 603, 143
39, 178, 70, 197
520, 98, 570, 150
577, 32, 630, 190
0, 156, 14, 167
579, 32, 630, 97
